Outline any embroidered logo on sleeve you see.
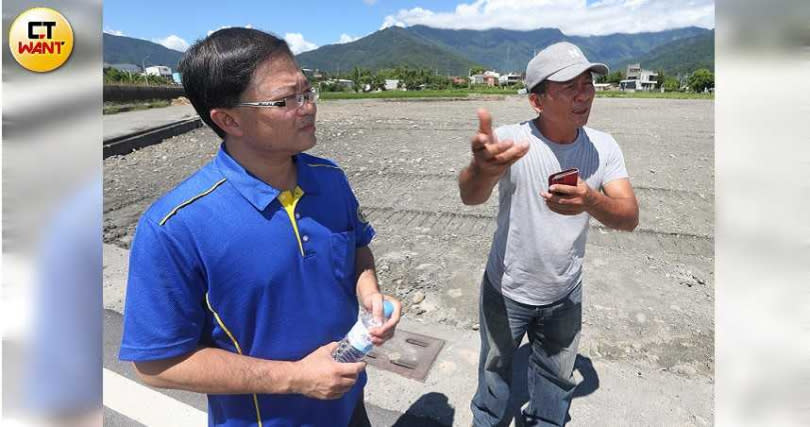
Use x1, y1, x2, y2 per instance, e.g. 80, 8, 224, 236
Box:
357, 207, 369, 224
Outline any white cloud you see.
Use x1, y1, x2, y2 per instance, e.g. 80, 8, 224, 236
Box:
284, 33, 319, 54
338, 33, 360, 44
379, 0, 714, 36
363, 0, 378, 5
153, 35, 190, 52
104, 29, 125, 36
380, 15, 407, 29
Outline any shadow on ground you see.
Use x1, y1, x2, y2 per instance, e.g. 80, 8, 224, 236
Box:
390, 352, 598, 426
391, 392, 455, 426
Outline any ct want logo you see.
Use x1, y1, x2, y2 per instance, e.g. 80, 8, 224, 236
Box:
8, 7, 74, 72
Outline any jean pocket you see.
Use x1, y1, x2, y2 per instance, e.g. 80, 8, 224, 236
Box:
329, 230, 356, 285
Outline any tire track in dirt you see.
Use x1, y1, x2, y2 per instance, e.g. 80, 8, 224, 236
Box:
364, 206, 711, 257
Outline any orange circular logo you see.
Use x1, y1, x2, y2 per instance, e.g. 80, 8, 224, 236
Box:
8, 7, 74, 72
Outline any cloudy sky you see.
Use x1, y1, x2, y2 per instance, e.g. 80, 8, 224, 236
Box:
104, 0, 713, 55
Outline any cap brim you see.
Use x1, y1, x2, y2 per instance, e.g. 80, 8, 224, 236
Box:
546, 62, 609, 82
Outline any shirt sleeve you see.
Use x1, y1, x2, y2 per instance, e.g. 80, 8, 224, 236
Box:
602, 137, 630, 186
119, 216, 207, 361
341, 176, 375, 248
495, 125, 516, 193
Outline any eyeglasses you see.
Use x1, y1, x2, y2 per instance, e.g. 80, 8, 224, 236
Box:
236, 88, 319, 110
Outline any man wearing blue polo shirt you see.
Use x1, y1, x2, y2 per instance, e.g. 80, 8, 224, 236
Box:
119, 28, 401, 426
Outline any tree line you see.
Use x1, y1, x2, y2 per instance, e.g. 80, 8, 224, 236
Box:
316, 66, 524, 93
596, 68, 715, 93
104, 66, 176, 86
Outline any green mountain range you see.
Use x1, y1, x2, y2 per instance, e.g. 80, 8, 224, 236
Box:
622, 30, 714, 76
296, 26, 478, 76
102, 26, 714, 77
103, 33, 184, 69
297, 25, 714, 76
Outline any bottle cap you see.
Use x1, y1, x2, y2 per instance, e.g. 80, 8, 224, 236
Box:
383, 300, 394, 319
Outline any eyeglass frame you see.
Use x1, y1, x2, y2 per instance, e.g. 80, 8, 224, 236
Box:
235, 87, 319, 110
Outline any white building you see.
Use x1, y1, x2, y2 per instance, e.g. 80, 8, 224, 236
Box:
620, 63, 658, 92
499, 73, 522, 85
470, 74, 485, 85
144, 65, 172, 79
335, 79, 354, 89
384, 79, 400, 90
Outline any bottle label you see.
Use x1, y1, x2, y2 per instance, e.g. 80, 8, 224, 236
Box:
345, 321, 372, 353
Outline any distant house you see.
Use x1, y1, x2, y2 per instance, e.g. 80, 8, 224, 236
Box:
483, 71, 500, 86
463, 70, 499, 86
145, 65, 172, 79
470, 74, 485, 85
620, 63, 658, 91
451, 76, 467, 86
384, 79, 400, 90
302, 68, 324, 80
335, 79, 354, 89
470, 70, 501, 86
499, 73, 522, 86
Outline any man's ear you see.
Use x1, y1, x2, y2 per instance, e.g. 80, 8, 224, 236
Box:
210, 108, 244, 138
528, 93, 543, 114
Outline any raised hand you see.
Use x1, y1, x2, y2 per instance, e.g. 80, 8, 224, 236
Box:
469, 108, 530, 177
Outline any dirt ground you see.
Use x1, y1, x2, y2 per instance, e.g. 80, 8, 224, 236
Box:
104, 96, 714, 412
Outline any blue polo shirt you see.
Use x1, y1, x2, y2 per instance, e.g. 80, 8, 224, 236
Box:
119, 144, 375, 426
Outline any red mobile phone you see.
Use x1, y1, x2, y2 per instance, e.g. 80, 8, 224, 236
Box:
548, 168, 579, 190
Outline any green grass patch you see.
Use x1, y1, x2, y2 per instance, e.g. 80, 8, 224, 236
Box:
103, 99, 172, 115
320, 88, 713, 101
319, 87, 520, 100
595, 90, 713, 100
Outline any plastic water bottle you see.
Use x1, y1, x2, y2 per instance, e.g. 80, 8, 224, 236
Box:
333, 300, 394, 363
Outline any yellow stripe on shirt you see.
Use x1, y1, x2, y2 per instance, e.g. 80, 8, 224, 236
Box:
205, 293, 263, 427
277, 186, 305, 256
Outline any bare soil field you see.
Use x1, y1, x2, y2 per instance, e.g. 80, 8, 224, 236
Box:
104, 96, 714, 400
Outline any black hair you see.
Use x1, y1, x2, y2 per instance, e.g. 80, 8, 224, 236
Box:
178, 28, 294, 138
530, 80, 548, 96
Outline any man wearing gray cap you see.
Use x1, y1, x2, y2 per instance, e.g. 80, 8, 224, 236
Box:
458, 42, 639, 426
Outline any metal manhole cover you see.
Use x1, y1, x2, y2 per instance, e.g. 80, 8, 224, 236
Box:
366, 329, 445, 382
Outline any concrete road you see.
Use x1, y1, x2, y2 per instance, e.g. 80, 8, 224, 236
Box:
103, 104, 197, 141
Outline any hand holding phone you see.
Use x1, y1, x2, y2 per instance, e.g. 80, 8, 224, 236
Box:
548, 168, 579, 192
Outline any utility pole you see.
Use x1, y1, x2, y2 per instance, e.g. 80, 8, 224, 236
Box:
506, 45, 510, 72
141, 55, 151, 86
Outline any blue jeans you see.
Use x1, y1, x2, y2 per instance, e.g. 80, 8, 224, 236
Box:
471, 274, 582, 427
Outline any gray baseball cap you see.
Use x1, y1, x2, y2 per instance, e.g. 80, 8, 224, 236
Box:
525, 42, 608, 92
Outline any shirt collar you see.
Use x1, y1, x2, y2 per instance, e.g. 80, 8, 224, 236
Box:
294, 155, 321, 196
214, 144, 319, 211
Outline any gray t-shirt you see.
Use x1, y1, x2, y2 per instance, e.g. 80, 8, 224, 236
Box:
485, 119, 629, 305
